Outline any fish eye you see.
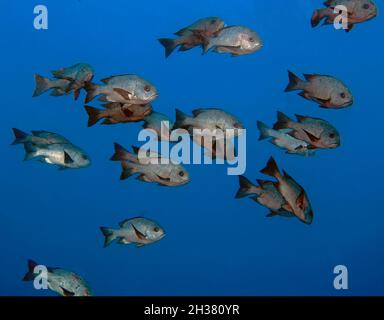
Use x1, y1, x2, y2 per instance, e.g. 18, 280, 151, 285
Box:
178, 171, 185, 177
340, 92, 346, 99
329, 133, 335, 139
210, 19, 216, 24
363, 3, 370, 9
144, 85, 151, 92
153, 227, 159, 232
81, 155, 88, 160
249, 37, 254, 42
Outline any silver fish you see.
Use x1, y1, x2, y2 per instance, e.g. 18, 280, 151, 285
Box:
23, 260, 92, 296
273, 112, 341, 149
257, 121, 316, 156
85, 74, 158, 105
158, 16, 225, 57
203, 26, 263, 56
12, 129, 90, 170
260, 157, 314, 225
110, 143, 189, 187
100, 217, 165, 248
236, 176, 294, 217
84, 103, 152, 127
285, 70, 353, 109
33, 75, 72, 97
312, 0, 378, 31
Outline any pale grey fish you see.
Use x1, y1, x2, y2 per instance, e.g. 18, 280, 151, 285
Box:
312, 0, 378, 31
236, 175, 294, 217
33, 75, 72, 97
285, 70, 353, 109
23, 260, 92, 296
84, 103, 152, 127
85, 74, 158, 105
12, 128, 90, 169
203, 26, 263, 56
100, 217, 165, 247
158, 16, 225, 57
110, 143, 189, 187
257, 121, 315, 157
142, 112, 174, 141
260, 157, 314, 225
273, 112, 341, 149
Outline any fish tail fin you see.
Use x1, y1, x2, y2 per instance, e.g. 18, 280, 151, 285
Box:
22, 259, 38, 281
285, 70, 304, 92
158, 38, 179, 58
235, 175, 256, 199
110, 142, 130, 161
260, 156, 280, 178
120, 161, 136, 180
256, 121, 271, 141
100, 227, 117, 248
11, 128, 29, 145
23, 143, 38, 161
173, 109, 190, 129
311, 8, 328, 27
273, 111, 293, 130
84, 82, 99, 103
33, 74, 52, 97
84, 105, 102, 127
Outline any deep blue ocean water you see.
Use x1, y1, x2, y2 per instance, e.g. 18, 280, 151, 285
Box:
1, 0, 383, 296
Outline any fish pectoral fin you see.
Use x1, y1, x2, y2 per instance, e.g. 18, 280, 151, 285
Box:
60, 287, 75, 297
136, 243, 145, 248
113, 88, 132, 100
64, 151, 74, 164
282, 203, 294, 213
131, 224, 147, 241
296, 189, 306, 210
303, 129, 321, 143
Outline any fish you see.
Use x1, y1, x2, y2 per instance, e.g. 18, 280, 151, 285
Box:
174, 108, 243, 160
84, 103, 153, 127
285, 70, 353, 109
33, 63, 94, 100
273, 112, 341, 149
23, 259, 92, 296
311, 0, 378, 31
257, 121, 316, 156
84, 74, 158, 105
33, 75, 72, 97
12, 128, 91, 170
158, 16, 225, 57
260, 157, 314, 225
236, 175, 295, 217
100, 217, 165, 248
142, 112, 174, 141
51, 63, 94, 99
202, 26, 263, 56
110, 143, 190, 187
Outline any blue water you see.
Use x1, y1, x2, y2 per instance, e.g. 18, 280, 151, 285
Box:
1, 0, 383, 296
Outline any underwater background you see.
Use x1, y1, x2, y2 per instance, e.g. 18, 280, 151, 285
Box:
1, 0, 383, 295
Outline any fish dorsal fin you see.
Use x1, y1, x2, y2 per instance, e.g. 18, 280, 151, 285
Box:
303, 129, 321, 142
113, 88, 132, 100
119, 217, 144, 228
131, 224, 147, 241
282, 170, 295, 182
191, 108, 207, 117
294, 114, 310, 123
64, 151, 74, 164
60, 287, 75, 297
174, 26, 190, 36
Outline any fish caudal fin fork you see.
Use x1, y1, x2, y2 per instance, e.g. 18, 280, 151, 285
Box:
100, 227, 117, 248
22, 259, 38, 281
158, 38, 178, 58
256, 121, 270, 141
11, 128, 28, 145
84, 105, 102, 127
285, 70, 303, 92
33, 74, 52, 97
260, 157, 280, 177
235, 175, 255, 199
